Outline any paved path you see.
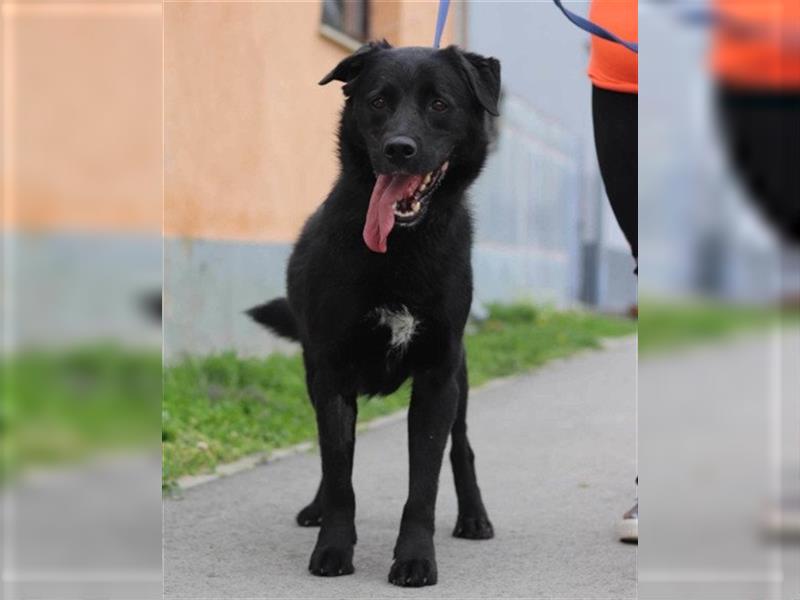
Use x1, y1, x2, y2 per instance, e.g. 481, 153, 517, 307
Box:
164, 337, 636, 599
638, 328, 800, 600
4, 452, 162, 599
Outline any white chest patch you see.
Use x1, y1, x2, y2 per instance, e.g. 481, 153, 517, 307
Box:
374, 305, 418, 351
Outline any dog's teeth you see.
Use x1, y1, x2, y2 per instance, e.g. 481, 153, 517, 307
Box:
423, 173, 432, 185
419, 182, 427, 192
412, 201, 421, 212
442, 161, 449, 172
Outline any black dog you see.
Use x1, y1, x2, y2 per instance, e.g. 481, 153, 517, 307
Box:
247, 40, 500, 587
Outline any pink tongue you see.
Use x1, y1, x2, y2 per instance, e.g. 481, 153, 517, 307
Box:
363, 173, 423, 253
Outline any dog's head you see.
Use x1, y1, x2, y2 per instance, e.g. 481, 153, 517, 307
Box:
320, 41, 501, 253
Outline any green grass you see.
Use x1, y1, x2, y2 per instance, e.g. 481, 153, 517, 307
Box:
162, 304, 635, 488
638, 299, 791, 354
1, 345, 161, 483
8, 300, 794, 490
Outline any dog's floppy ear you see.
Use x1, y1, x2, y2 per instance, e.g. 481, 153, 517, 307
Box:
319, 39, 392, 89
448, 47, 501, 116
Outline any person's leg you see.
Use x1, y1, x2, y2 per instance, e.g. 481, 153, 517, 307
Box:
592, 85, 638, 261
716, 85, 800, 539
592, 84, 638, 542
716, 86, 800, 243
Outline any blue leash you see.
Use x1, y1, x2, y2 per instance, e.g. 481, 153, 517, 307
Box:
552, 0, 638, 54
433, 0, 450, 48
434, 0, 636, 54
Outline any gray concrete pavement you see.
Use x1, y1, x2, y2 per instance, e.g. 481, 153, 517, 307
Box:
4, 452, 162, 599
639, 328, 800, 600
164, 337, 637, 599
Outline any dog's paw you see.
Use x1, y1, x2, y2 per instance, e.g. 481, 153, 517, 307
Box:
296, 503, 322, 527
389, 558, 437, 587
308, 544, 354, 577
453, 514, 494, 539
388, 557, 437, 587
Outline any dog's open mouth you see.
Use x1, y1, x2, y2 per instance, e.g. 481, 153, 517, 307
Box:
392, 161, 448, 224
363, 161, 449, 254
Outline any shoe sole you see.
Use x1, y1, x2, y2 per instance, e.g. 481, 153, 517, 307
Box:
617, 518, 638, 544
763, 509, 800, 540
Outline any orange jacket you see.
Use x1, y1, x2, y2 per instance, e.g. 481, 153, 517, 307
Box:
712, 0, 800, 91
587, 0, 639, 94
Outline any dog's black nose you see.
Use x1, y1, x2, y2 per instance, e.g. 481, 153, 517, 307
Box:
383, 136, 417, 162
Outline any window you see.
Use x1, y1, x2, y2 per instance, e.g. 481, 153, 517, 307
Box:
321, 0, 369, 46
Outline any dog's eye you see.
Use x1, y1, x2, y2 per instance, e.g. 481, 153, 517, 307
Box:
430, 98, 448, 112
370, 96, 386, 109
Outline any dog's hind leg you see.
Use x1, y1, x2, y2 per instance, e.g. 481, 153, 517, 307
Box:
297, 352, 323, 527
296, 481, 323, 527
450, 351, 494, 540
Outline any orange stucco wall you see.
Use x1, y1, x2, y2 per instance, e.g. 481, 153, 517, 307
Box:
164, 1, 457, 243
4, 1, 457, 242
3, 2, 163, 234
164, 1, 347, 243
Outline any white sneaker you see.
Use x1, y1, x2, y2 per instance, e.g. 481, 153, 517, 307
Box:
763, 498, 800, 540
617, 502, 638, 544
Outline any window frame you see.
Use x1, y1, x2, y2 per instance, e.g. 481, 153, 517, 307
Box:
319, 0, 370, 52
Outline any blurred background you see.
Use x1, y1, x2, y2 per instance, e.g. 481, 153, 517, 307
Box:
2, 1, 163, 598
638, 1, 800, 599
5, 0, 800, 597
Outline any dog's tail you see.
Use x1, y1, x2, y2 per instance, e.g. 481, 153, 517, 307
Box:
245, 298, 299, 341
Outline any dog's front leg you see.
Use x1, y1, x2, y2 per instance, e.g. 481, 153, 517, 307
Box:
389, 366, 459, 587
308, 371, 357, 577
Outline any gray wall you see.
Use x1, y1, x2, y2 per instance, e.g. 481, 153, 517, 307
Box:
2, 232, 162, 352
164, 238, 297, 360
471, 95, 582, 306
466, 1, 638, 310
